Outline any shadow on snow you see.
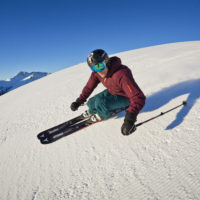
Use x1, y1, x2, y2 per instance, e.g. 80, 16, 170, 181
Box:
141, 78, 200, 129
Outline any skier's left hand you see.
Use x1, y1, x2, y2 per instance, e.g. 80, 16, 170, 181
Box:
121, 112, 137, 135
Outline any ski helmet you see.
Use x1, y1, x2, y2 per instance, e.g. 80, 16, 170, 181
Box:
87, 49, 109, 67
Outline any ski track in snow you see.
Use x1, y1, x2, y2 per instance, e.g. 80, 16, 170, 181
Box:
0, 41, 200, 200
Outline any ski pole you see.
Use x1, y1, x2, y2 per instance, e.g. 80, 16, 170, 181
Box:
136, 101, 187, 127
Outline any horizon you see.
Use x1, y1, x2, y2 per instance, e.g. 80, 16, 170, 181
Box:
1, 41, 197, 80
0, 0, 200, 80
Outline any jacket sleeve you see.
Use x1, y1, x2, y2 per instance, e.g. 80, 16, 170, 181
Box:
119, 70, 146, 115
79, 73, 100, 102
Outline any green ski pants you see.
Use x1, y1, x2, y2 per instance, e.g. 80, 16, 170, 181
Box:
87, 89, 130, 119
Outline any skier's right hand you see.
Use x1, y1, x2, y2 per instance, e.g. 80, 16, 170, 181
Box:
70, 98, 83, 111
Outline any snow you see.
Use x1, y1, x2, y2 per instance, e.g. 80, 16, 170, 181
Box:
0, 41, 200, 200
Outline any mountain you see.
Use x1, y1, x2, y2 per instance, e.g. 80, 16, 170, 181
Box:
0, 41, 200, 200
0, 71, 49, 96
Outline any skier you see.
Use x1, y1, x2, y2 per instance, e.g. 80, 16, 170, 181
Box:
70, 49, 146, 135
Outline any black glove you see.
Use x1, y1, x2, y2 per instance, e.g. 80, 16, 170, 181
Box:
121, 112, 137, 136
70, 98, 83, 111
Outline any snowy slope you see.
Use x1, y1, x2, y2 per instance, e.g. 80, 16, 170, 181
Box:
0, 41, 200, 200
0, 71, 49, 95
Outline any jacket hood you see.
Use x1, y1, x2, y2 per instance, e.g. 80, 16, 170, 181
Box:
106, 56, 122, 77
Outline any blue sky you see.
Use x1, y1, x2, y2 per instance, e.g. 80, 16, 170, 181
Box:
0, 0, 200, 80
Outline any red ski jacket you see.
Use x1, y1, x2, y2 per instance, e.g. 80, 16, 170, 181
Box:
79, 56, 146, 115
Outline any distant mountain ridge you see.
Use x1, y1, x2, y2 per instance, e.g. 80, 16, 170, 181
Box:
0, 71, 49, 96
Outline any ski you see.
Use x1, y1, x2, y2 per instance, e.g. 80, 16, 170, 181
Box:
37, 111, 91, 140
38, 106, 128, 144
39, 117, 98, 144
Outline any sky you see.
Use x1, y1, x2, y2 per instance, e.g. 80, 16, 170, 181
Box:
0, 0, 200, 80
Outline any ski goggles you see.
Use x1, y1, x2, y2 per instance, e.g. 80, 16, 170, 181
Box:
91, 62, 106, 72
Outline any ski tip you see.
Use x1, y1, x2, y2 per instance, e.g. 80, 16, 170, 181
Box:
183, 101, 187, 106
